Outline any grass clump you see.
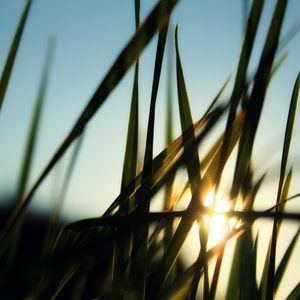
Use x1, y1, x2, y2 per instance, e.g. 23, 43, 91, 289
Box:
0, 0, 300, 299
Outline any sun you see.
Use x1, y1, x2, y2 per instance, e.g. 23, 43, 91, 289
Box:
196, 189, 236, 248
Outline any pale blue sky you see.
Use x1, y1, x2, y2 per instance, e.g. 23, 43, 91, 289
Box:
0, 1, 300, 298
0, 0, 299, 214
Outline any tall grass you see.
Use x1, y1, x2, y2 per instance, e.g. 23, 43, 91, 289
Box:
0, 0, 300, 299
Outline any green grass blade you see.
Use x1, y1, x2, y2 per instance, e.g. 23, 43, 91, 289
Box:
128, 14, 170, 299
113, 0, 140, 295
159, 111, 243, 292
286, 281, 300, 300
208, 247, 224, 300
160, 264, 196, 299
251, 233, 259, 298
0, 0, 180, 248
0, 0, 32, 110
161, 222, 248, 299
267, 72, 299, 299
267, 192, 300, 212
113, 64, 139, 298
0, 38, 54, 286
103, 106, 222, 217
268, 51, 288, 84
175, 25, 201, 187
274, 228, 300, 293
103, 78, 229, 217
278, 19, 300, 54
163, 29, 175, 250
120, 64, 139, 194
134, 0, 140, 29
143, 18, 169, 171
261, 169, 293, 297
277, 169, 293, 232
175, 25, 209, 299
230, 0, 287, 203
216, 0, 264, 193
15, 39, 55, 203
45, 133, 85, 255
225, 173, 264, 300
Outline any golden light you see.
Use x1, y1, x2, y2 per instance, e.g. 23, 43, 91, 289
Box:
199, 189, 236, 248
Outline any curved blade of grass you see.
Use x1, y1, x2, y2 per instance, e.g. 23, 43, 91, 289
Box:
0, 0, 180, 248
274, 227, 300, 293
47, 207, 300, 279
267, 72, 299, 299
267, 192, 300, 212
0, 0, 32, 110
113, 0, 140, 295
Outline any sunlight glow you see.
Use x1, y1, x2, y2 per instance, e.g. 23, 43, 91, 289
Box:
202, 189, 236, 248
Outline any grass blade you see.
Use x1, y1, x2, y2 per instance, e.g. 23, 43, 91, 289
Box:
0, 0, 32, 110
261, 169, 293, 297
286, 282, 300, 300
274, 228, 300, 293
230, 0, 287, 204
128, 12, 170, 299
103, 106, 222, 217
267, 72, 299, 299
163, 26, 175, 250
15, 39, 55, 203
0, 38, 54, 285
159, 111, 244, 292
225, 174, 264, 299
175, 25, 201, 187
103, 77, 229, 217
113, 0, 140, 295
174, 25, 208, 300
44, 133, 85, 255
216, 0, 264, 195
0, 0, 180, 249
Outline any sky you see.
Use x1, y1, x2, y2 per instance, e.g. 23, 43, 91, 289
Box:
0, 0, 300, 298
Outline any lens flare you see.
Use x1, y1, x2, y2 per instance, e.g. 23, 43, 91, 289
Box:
202, 189, 236, 248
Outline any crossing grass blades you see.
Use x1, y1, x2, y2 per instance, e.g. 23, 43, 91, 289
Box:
0, 0, 300, 299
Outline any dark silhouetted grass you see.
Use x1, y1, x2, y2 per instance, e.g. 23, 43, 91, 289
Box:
0, 0, 299, 299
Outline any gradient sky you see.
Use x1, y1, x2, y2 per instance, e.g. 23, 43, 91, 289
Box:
0, 1, 299, 298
